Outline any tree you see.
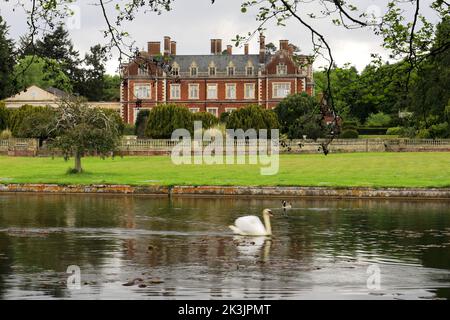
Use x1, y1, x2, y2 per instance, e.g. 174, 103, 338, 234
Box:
409, 16, 450, 137
74, 45, 108, 101
48, 98, 122, 173
15, 106, 56, 144
102, 75, 121, 101
14, 56, 73, 92
275, 93, 317, 131
0, 16, 15, 99
226, 105, 279, 132
192, 112, 219, 129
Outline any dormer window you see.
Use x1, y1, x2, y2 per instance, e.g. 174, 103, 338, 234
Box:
171, 67, 179, 76
138, 65, 148, 76
227, 66, 235, 76
246, 66, 254, 76
277, 63, 287, 75
209, 66, 216, 76
190, 67, 198, 77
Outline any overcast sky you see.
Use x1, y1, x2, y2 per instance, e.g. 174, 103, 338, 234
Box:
0, 0, 440, 74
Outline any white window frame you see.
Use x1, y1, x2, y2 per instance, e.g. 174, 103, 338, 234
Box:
189, 108, 200, 113
227, 66, 235, 76
206, 107, 218, 117
225, 107, 237, 113
277, 63, 287, 75
138, 65, 148, 76
190, 67, 198, 77
170, 84, 181, 100
225, 83, 236, 100
244, 83, 255, 99
209, 67, 216, 76
172, 67, 179, 76
246, 66, 253, 76
134, 84, 151, 99
188, 84, 199, 100
272, 82, 291, 99
207, 83, 218, 99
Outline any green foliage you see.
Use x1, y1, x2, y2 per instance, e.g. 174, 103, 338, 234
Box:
340, 129, 359, 139
0, 101, 10, 131
8, 105, 41, 137
0, 129, 11, 139
15, 106, 56, 141
274, 93, 324, 139
386, 127, 404, 135
365, 112, 392, 127
135, 109, 150, 137
14, 56, 73, 92
226, 104, 279, 132
219, 111, 230, 124
48, 98, 122, 172
0, 16, 15, 99
192, 112, 219, 129
102, 75, 121, 101
145, 104, 194, 138
102, 108, 125, 135
123, 124, 135, 136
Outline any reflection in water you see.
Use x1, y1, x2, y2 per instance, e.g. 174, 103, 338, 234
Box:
0, 194, 449, 299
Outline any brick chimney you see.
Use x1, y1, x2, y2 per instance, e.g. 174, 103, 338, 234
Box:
259, 33, 265, 63
227, 45, 232, 55
148, 41, 161, 55
280, 40, 289, 51
164, 36, 171, 56
170, 41, 177, 56
210, 39, 223, 55
244, 44, 249, 55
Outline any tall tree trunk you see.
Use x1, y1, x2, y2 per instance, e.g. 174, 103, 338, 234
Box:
74, 152, 82, 173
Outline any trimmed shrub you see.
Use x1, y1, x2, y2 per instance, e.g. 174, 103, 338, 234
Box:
340, 129, 359, 139
226, 104, 279, 132
192, 111, 219, 129
134, 109, 150, 138
16, 106, 56, 141
386, 126, 403, 135
219, 111, 230, 124
365, 112, 392, 127
145, 104, 193, 138
123, 124, 135, 136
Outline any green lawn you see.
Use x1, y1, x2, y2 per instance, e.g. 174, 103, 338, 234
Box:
0, 153, 449, 187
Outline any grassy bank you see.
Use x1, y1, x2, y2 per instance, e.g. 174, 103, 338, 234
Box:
0, 153, 449, 188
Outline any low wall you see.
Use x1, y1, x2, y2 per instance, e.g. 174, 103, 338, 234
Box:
1, 184, 449, 199
1, 138, 449, 157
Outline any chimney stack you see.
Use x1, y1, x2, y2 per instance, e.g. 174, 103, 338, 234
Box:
227, 45, 232, 55
244, 44, 249, 55
211, 39, 222, 55
148, 41, 161, 55
170, 41, 177, 56
164, 36, 171, 56
280, 40, 289, 51
259, 33, 265, 63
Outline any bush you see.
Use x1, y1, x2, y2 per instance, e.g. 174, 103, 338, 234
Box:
274, 93, 317, 134
386, 126, 403, 135
219, 111, 230, 124
226, 104, 279, 133
429, 122, 449, 138
0, 129, 12, 139
365, 112, 392, 127
288, 114, 325, 139
416, 128, 431, 139
340, 129, 359, 139
0, 102, 10, 131
134, 109, 150, 138
145, 104, 193, 138
16, 106, 56, 142
192, 111, 219, 129
123, 124, 135, 136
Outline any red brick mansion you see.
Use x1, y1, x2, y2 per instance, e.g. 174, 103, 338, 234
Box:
120, 34, 314, 124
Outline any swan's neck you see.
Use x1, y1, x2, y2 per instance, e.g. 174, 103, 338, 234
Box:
263, 213, 272, 235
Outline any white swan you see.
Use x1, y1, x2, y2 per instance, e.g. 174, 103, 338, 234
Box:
229, 209, 273, 236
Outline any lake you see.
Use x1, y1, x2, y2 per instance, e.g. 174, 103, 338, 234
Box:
0, 194, 449, 299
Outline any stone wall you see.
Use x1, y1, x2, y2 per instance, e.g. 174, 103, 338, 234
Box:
1, 183, 449, 199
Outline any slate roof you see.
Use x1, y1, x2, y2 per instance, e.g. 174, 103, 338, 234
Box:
170, 54, 264, 72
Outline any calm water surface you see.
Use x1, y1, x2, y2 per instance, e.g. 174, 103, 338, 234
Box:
0, 194, 449, 300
